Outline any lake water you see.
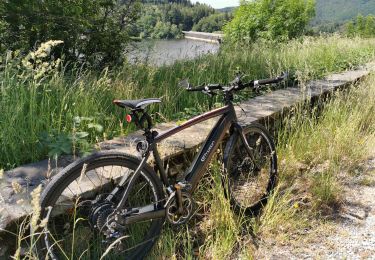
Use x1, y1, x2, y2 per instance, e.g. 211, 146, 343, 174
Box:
126, 39, 220, 66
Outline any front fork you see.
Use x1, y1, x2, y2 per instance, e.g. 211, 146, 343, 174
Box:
232, 123, 261, 170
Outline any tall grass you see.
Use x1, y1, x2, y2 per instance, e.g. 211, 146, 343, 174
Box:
278, 73, 375, 205
5, 38, 375, 259
255, 72, 375, 245
149, 162, 249, 259
150, 72, 375, 258
1, 35, 375, 170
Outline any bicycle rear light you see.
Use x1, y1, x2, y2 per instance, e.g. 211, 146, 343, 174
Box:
126, 114, 132, 123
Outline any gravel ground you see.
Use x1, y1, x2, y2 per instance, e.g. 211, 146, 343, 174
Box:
256, 156, 375, 260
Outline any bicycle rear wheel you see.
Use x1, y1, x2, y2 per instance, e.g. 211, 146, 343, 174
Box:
36, 151, 165, 259
224, 122, 277, 215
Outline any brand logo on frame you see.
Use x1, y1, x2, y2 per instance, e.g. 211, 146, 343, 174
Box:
201, 141, 215, 162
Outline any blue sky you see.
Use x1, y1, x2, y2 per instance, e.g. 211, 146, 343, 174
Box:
192, 0, 239, 9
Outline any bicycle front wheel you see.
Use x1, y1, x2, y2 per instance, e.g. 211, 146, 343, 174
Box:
224, 122, 277, 215
36, 151, 165, 260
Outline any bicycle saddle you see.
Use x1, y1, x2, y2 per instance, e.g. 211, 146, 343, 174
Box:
113, 98, 161, 109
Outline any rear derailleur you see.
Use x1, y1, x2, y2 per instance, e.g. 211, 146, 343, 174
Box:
78, 195, 127, 249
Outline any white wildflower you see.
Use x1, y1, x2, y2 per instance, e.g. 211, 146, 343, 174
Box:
11, 181, 23, 194
21, 40, 64, 81
30, 185, 43, 229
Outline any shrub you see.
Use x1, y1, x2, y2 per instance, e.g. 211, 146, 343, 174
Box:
224, 0, 315, 42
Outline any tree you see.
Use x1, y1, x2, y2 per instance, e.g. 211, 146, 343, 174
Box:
0, 0, 141, 67
192, 13, 232, 33
345, 14, 375, 38
132, 1, 216, 39
224, 0, 315, 42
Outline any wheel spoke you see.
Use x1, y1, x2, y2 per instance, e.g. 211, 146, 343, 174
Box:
39, 154, 165, 259
226, 124, 277, 214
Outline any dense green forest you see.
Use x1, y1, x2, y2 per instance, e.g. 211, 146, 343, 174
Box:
136, 0, 375, 37
312, 0, 375, 32
314, 0, 375, 24
131, 0, 231, 39
346, 14, 375, 38
0, 0, 142, 67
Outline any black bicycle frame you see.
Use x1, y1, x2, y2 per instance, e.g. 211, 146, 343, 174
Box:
111, 102, 243, 224
153, 103, 236, 190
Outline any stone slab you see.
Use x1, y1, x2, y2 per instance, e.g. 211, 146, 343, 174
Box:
1, 62, 374, 236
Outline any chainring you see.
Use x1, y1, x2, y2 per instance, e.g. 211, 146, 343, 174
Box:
165, 192, 195, 225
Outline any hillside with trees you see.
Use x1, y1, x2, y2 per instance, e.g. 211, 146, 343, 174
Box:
218, 0, 375, 34
132, 2, 215, 39
311, 0, 375, 32
346, 14, 375, 38
132, 0, 232, 38
192, 12, 233, 33
314, 0, 375, 25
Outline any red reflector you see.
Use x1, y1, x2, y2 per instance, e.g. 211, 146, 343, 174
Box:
126, 114, 132, 123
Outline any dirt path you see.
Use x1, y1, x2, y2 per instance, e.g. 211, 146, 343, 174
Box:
256, 155, 375, 260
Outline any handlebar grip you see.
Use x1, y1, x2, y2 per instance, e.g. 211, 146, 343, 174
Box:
256, 78, 281, 85
187, 84, 222, 92
254, 72, 288, 87
187, 87, 205, 92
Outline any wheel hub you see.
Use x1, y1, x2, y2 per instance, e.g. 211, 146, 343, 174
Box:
237, 157, 255, 174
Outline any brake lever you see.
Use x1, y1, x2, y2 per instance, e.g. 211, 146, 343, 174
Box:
230, 73, 245, 87
278, 71, 289, 81
178, 79, 192, 90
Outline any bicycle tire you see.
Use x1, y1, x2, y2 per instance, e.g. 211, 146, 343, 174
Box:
223, 122, 277, 216
35, 151, 165, 260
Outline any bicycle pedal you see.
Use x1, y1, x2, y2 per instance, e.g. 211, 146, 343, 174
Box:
177, 181, 192, 191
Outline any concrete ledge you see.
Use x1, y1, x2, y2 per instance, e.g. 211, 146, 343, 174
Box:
182, 31, 223, 43
1, 61, 374, 242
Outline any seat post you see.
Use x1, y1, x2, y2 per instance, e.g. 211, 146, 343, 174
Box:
131, 109, 156, 140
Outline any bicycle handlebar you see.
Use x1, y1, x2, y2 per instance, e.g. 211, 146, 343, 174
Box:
184, 72, 288, 94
